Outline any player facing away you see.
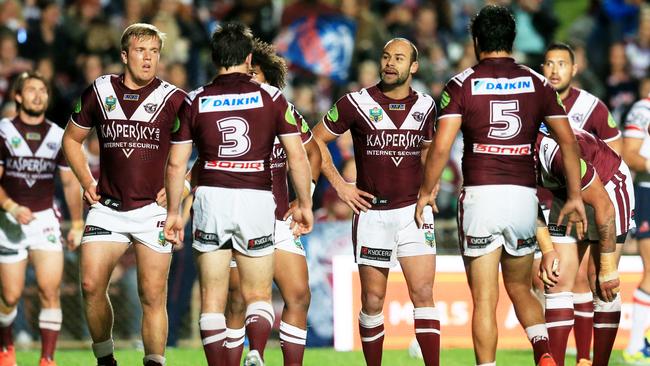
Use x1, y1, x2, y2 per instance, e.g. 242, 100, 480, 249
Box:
0, 72, 83, 366
536, 126, 632, 366
312, 38, 439, 366
164, 23, 313, 366
62, 24, 186, 366
622, 93, 650, 363
222, 39, 322, 366
415, 5, 588, 366
538, 42, 623, 366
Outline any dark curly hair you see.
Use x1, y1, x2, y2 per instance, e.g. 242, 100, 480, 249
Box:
252, 39, 287, 89
470, 5, 516, 54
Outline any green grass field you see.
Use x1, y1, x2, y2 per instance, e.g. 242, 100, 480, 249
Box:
14, 348, 629, 365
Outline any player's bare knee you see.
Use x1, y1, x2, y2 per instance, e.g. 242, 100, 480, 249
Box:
38, 286, 60, 306
81, 276, 108, 300
361, 291, 385, 314
1, 291, 20, 309
408, 285, 433, 306
284, 286, 311, 312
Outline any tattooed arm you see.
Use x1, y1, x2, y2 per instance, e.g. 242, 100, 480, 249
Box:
582, 174, 619, 302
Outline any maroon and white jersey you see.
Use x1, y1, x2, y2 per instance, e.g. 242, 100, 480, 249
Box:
70, 74, 185, 211
537, 128, 622, 196
0, 117, 68, 212
439, 57, 566, 188
172, 73, 301, 191
564, 87, 620, 142
322, 84, 436, 210
271, 103, 313, 220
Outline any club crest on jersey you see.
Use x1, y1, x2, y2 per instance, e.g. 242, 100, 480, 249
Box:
25, 132, 40, 141
144, 103, 158, 114
104, 95, 117, 112
571, 113, 583, 123
369, 107, 383, 122
412, 111, 424, 122
46, 142, 58, 150
123, 94, 139, 101
10, 137, 20, 148
389, 103, 405, 111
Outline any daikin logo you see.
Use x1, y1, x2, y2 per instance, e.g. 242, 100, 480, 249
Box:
199, 92, 264, 112
471, 77, 535, 95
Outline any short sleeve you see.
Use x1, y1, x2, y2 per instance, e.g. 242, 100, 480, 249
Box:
542, 82, 567, 119
588, 101, 621, 142
274, 93, 301, 137
438, 81, 462, 119
290, 104, 313, 144
322, 96, 355, 136
56, 150, 69, 169
70, 85, 98, 129
171, 97, 194, 144
623, 102, 650, 139
423, 101, 437, 142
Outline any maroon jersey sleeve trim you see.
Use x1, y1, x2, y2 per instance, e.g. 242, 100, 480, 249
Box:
58, 165, 71, 170
92, 81, 108, 120
278, 132, 301, 137
322, 120, 341, 136
438, 113, 461, 120
70, 118, 92, 130
582, 173, 596, 190
545, 115, 568, 119
347, 94, 377, 131
171, 140, 192, 144
602, 132, 622, 143
303, 134, 314, 145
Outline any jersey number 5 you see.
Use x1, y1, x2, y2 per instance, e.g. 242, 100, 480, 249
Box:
217, 117, 251, 157
488, 100, 522, 140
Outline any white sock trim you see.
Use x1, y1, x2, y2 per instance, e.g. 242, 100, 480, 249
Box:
143, 354, 166, 365
280, 321, 307, 338
280, 333, 307, 345
39, 308, 62, 331
92, 339, 114, 358
594, 294, 622, 312
415, 328, 441, 335
360, 331, 385, 343
225, 336, 245, 349
574, 311, 594, 318
199, 313, 226, 330
413, 306, 439, 320
226, 327, 245, 339
525, 324, 549, 341
245, 301, 274, 326
546, 319, 575, 328
573, 291, 594, 304
544, 291, 574, 310
359, 311, 384, 328
0, 308, 17, 327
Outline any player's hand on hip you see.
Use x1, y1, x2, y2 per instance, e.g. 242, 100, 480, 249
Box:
283, 199, 299, 221
164, 213, 184, 246
156, 188, 167, 208
82, 181, 101, 205
538, 251, 560, 288
429, 182, 440, 214
290, 207, 314, 237
556, 197, 588, 240
12, 205, 34, 225
414, 195, 429, 229
335, 182, 373, 214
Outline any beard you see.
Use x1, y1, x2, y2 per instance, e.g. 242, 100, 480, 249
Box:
380, 71, 408, 87
21, 105, 46, 117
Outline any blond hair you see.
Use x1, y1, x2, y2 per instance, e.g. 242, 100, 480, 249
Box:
120, 23, 166, 52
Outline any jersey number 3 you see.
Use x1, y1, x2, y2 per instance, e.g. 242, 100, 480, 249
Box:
217, 117, 251, 157
488, 100, 522, 139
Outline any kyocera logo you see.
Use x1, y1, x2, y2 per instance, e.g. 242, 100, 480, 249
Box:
471, 77, 535, 95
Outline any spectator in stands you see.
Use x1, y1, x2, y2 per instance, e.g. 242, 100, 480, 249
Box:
607, 42, 639, 122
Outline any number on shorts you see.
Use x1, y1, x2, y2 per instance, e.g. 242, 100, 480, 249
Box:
488, 100, 521, 139
217, 117, 251, 157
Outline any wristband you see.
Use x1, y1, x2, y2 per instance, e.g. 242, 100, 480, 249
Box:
536, 226, 554, 254
310, 180, 316, 197
182, 179, 192, 199
598, 252, 619, 283
1, 199, 17, 213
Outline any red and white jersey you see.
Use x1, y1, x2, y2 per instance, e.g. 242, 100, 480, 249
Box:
564, 87, 620, 142
322, 84, 436, 210
536, 128, 622, 196
0, 117, 68, 212
71, 74, 186, 211
172, 73, 301, 191
623, 97, 650, 184
439, 57, 566, 188
270, 102, 313, 220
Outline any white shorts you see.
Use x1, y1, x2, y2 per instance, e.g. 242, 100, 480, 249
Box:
549, 163, 635, 244
458, 185, 538, 257
353, 204, 435, 268
274, 219, 305, 256
81, 202, 170, 253
192, 186, 275, 257
0, 208, 62, 263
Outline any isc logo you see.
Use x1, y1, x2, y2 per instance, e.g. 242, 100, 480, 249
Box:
421, 223, 434, 230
